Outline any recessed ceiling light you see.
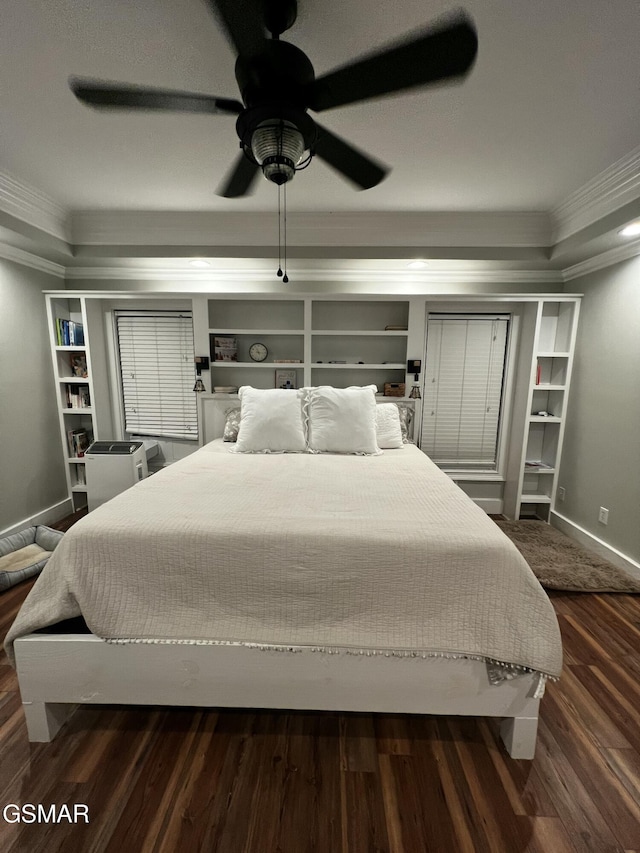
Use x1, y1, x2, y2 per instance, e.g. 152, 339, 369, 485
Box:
406, 260, 429, 269
189, 259, 211, 268
619, 221, 640, 238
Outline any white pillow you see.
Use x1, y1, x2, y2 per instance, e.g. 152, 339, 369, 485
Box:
234, 387, 307, 453
375, 403, 404, 449
307, 385, 381, 455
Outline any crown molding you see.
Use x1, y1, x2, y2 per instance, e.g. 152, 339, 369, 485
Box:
70, 210, 553, 249
0, 171, 70, 242
552, 144, 640, 243
562, 236, 640, 281
0, 242, 65, 277
64, 264, 563, 285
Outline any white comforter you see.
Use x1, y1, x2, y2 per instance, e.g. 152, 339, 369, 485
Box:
5, 442, 562, 677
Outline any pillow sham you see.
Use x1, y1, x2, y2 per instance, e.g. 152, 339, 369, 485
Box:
222, 407, 241, 442
306, 385, 381, 455
375, 403, 404, 449
234, 387, 307, 453
396, 402, 415, 443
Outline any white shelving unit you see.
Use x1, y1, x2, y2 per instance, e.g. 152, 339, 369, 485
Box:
45, 294, 114, 512
507, 298, 580, 521
207, 296, 411, 394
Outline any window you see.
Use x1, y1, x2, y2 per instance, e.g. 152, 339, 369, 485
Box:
420, 314, 510, 472
115, 311, 198, 441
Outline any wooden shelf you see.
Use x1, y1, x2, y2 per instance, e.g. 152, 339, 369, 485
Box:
520, 494, 552, 504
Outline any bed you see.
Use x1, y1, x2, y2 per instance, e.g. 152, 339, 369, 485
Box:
5, 391, 562, 758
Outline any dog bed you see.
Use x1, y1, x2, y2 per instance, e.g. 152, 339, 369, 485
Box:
0, 526, 64, 592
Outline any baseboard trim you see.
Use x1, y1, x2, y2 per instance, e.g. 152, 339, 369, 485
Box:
0, 498, 73, 539
551, 510, 640, 580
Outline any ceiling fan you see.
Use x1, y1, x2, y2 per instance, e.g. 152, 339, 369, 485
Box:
70, 0, 478, 198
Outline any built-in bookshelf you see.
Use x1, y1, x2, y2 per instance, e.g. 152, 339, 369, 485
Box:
207, 297, 412, 397
505, 298, 580, 521
45, 294, 113, 511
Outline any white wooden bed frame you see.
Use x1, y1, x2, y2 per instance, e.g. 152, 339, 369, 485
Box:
12, 396, 544, 758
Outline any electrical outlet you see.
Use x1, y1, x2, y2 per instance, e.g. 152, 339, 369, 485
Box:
598, 506, 609, 525
558, 486, 566, 501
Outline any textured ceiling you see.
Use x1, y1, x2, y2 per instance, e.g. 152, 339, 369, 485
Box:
1, 0, 639, 214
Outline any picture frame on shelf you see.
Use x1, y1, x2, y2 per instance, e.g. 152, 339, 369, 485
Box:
213, 336, 238, 362
70, 354, 88, 378
275, 369, 297, 390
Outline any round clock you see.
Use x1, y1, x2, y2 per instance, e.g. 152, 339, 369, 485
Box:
249, 342, 268, 362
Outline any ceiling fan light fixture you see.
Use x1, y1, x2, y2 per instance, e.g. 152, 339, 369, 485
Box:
251, 120, 306, 185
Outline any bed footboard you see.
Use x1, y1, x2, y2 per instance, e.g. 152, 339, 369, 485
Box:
14, 633, 543, 758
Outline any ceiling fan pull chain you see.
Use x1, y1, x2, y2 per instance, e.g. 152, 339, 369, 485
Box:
276, 184, 283, 278
282, 183, 289, 283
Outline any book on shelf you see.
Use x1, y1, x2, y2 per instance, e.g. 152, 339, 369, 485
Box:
213, 336, 238, 362
384, 325, 408, 331
67, 428, 92, 458
273, 359, 302, 363
56, 318, 84, 347
65, 384, 91, 409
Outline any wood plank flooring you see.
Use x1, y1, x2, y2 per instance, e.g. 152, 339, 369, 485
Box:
1, 514, 639, 851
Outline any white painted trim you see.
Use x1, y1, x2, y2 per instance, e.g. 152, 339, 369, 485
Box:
551, 510, 640, 580
0, 171, 70, 242
63, 265, 564, 285
0, 242, 66, 277
0, 498, 73, 539
70, 210, 553, 248
552, 144, 640, 242
561, 237, 640, 280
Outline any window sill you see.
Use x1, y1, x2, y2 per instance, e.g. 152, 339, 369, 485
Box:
445, 472, 505, 483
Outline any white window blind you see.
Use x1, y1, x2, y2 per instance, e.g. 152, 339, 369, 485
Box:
116, 311, 198, 441
421, 315, 509, 469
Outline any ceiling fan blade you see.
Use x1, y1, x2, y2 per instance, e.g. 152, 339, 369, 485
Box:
70, 80, 243, 115
307, 12, 478, 112
313, 124, 389, 190
217, 152, 261, 197
206, 0, 266, 58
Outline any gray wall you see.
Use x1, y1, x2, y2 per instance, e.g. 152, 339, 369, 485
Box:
560, 257, 640, 562
0, 259, 68, 532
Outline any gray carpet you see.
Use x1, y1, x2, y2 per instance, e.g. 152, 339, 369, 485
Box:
495, 519, 640, 593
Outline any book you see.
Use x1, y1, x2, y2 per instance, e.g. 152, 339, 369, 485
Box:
55, 318, 85, 347
67, 428, 92, 457
64, 384, 91, 409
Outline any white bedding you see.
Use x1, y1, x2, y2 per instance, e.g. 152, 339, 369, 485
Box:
5, 441, 562, 680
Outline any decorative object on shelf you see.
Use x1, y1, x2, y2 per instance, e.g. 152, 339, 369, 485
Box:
385, 325, 408, 331
70, 354, 88, 378
384, 382, 406, 397
213, 386, 239, 394
409, 384, 421, 399
275, 369, 297, 389
249, 342, 269, 362
214, 336, 238, 362
193, 355, 210, 392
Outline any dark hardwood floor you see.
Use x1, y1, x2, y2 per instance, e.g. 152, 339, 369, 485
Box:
1, 513, 640, 852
